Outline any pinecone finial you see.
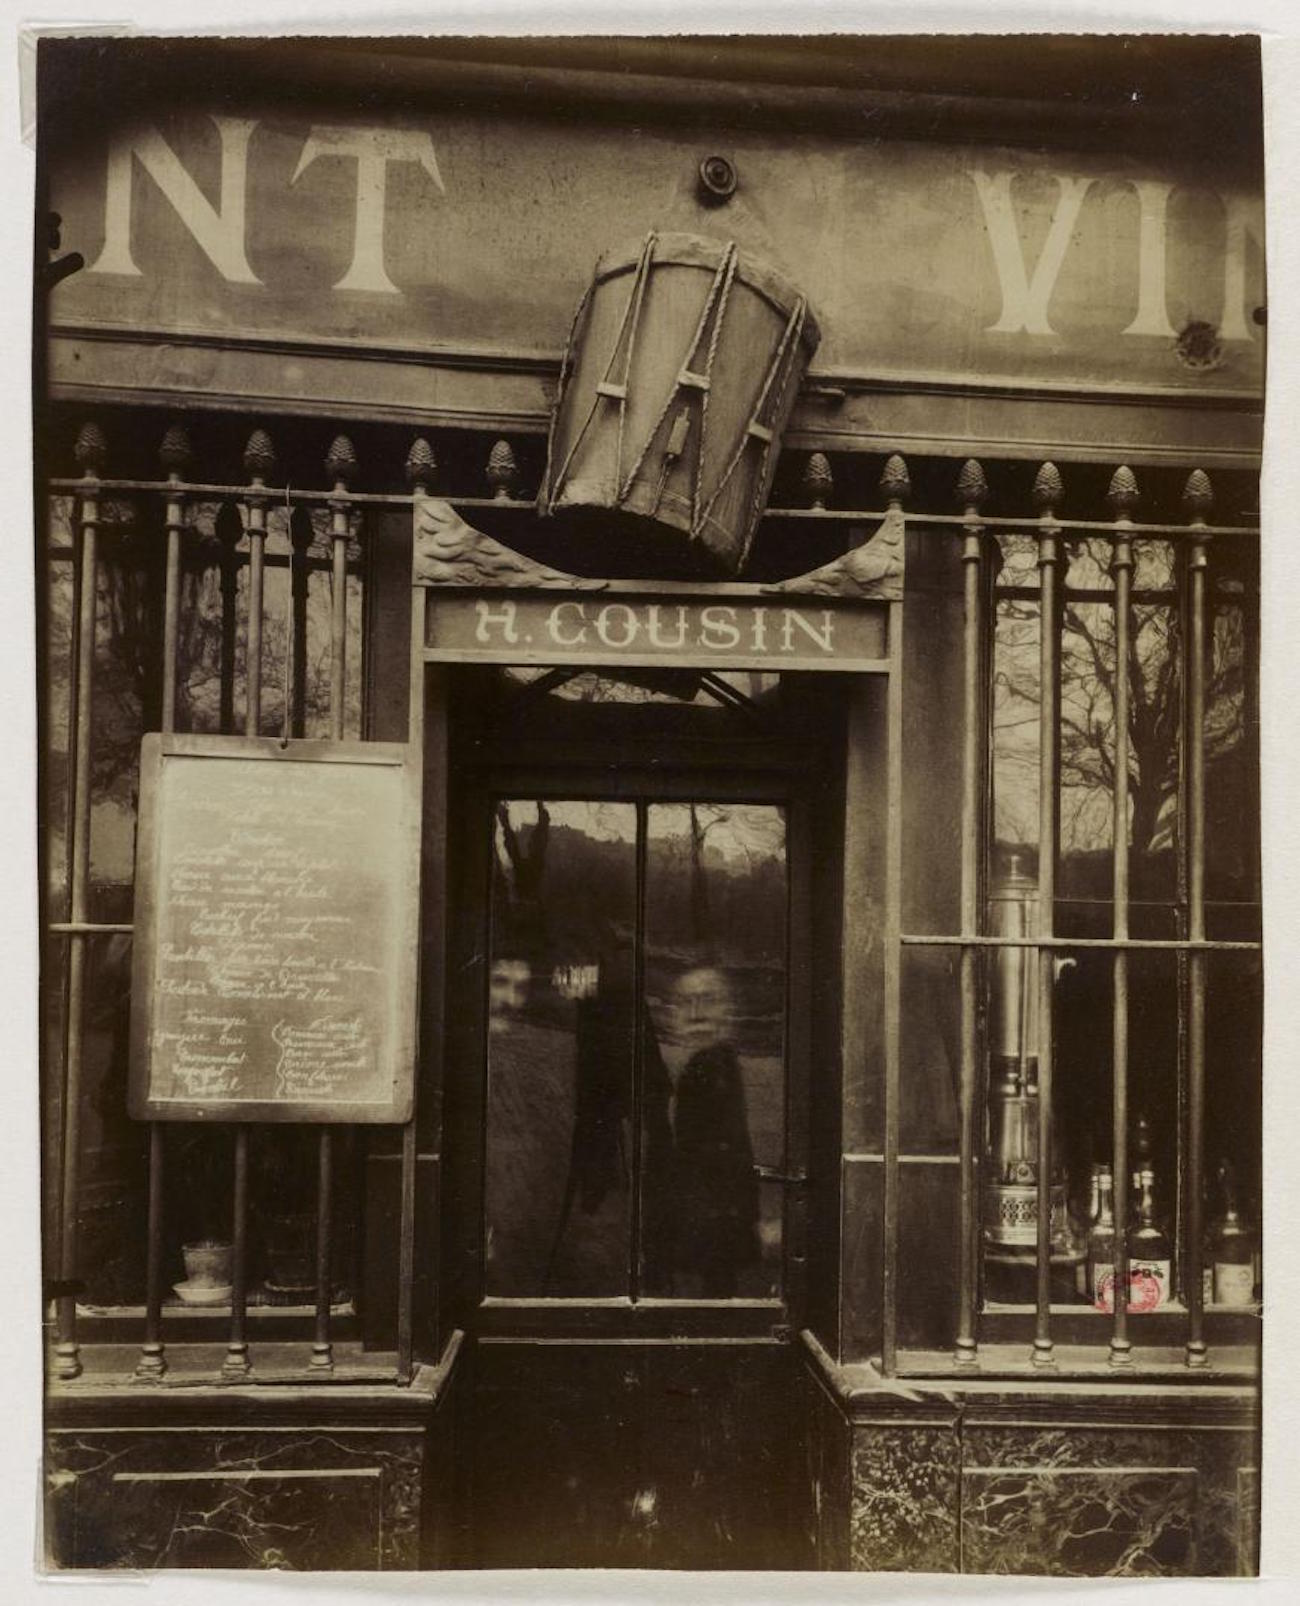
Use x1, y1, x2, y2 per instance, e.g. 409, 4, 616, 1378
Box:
879, 453, 910, 506
802, 451, 833, 511
956, 458, 988, 512
487, 438, 520, 501
405, 436, 437, 492
325, 434, 358, 488
1032, 461, 1064, 513
74, 420, 107, 476
1182, 468, 1214, 520
1107, 465, 1140, 519
243, 428, 276, 483
159, 423, 192, 477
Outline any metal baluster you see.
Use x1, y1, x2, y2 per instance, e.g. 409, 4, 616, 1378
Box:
398, 436, 434, 1385
312, 1127, 334, 1371
135, 424, 191, 1381
244, 430, 274, 738
313, 433, 357, 1373
216, 497, 242, 733
224, 1126, 251, 1375
880, 452, 909, 1379
325, 434, 356, 735
1184, 469, 1213, 1368
53, 422, 107, 1382
956, 458, 988, 1369
289, 501, 313, 738
1032, 462, 1063, 1368
1108, 467, 1137, 1368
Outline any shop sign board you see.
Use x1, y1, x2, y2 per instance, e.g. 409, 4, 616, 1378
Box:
128, 735, 419, 1123
423, 589, 890, 673
48, 105, 1264, 397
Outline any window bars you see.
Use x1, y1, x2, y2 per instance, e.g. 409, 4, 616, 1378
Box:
44, 420, 1262, 1380
45, 422, 397, 1382
901, 457, 1260, 1372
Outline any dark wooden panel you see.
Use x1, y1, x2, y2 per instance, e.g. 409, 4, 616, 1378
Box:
467, 1339, 808, 1569
898, 526, 963, 1156
840, 1157, 883, 1363
361, 1150, 439, 1355
897, 1159, 959, 1352
804, 719, 846, 1354
802, 1364, 852, 1570
362, 507, 414, 744
899, 948, 961, 1152
840, 677, 888, 1152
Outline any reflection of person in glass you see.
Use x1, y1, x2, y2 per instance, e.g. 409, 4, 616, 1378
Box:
642, 965, 760, 1297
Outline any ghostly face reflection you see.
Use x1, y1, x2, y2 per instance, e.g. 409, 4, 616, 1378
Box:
673, 966, 734, 1054
488, 958, 531, 1033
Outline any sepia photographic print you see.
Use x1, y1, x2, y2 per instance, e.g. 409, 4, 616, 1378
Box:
21, 10, 1290, 1586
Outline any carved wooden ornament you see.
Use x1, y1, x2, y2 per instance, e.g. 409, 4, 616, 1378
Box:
761, 505, 904, 601
412, 496, 606, 590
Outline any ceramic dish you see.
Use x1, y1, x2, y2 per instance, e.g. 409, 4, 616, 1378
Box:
172, 1280, 233, 1307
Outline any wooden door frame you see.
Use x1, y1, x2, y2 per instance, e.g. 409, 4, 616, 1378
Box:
438, 725, 820, 1344
409, 535, 904, 1369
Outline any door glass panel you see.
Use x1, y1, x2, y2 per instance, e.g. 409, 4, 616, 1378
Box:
641, 804, 787, 1297
484, 800, 637, 1296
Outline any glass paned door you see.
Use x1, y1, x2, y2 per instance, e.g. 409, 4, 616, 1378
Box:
483, 798, 788, 1302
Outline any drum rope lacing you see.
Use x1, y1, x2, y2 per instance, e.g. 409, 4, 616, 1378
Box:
544, 232, 659, 508
539, 278, 593, 506
612, 235, 739, 516
541, 230, 813, 572
697, 291, 808, 568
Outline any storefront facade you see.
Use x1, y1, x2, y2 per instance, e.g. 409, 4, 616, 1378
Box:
37, 36, 1263, 1573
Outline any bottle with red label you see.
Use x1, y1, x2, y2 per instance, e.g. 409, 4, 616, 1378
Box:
1126, 1166, 1172, 1312
1088, 1165, 1117, 1311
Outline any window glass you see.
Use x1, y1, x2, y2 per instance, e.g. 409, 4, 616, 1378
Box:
641, 804, 787, 1299
484, 801, 638, 1296
482, 798, 789, 1301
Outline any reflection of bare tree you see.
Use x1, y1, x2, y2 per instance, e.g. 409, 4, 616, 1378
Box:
993, 546, 1245, 860
679, 804, 785, 944
497, 801, 551, 903
44, 496, 361, 885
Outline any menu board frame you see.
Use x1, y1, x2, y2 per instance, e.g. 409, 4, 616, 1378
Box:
128, 733, 420, 1124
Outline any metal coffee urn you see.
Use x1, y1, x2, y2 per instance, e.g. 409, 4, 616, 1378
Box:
984, 852, 1070, 1265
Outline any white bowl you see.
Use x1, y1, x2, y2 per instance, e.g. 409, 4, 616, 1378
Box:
172, 1280, 233, 1307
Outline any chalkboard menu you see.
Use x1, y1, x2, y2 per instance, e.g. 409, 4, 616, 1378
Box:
129, 735, 419, 1123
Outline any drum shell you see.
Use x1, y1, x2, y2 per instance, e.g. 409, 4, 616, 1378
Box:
540, 233, 819, 574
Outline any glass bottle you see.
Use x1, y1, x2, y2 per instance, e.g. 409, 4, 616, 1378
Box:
1077, 1162, 1104, 1300
1130, 1112, 1154, 1196
1088, 1165, 1116, 1312
1210, 1161, 1256, 1307
1126, 1166, 1172, 1312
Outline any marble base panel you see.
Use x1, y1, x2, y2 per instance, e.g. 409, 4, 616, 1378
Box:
849, 1420, 960, 1572
962, 1465, 1197, 1576
963, 1419, 1260, 1577
45, 1425, 425, 1570
803, 1339, 1259, 1578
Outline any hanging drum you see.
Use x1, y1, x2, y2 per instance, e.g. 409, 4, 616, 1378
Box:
538, 232, 820, 575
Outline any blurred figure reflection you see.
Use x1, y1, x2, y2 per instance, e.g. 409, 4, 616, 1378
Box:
488, 955, 531, 1034
642, 964, 760, 1297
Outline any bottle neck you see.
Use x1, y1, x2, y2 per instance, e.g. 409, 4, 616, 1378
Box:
1095, 1173, 1115, 1229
